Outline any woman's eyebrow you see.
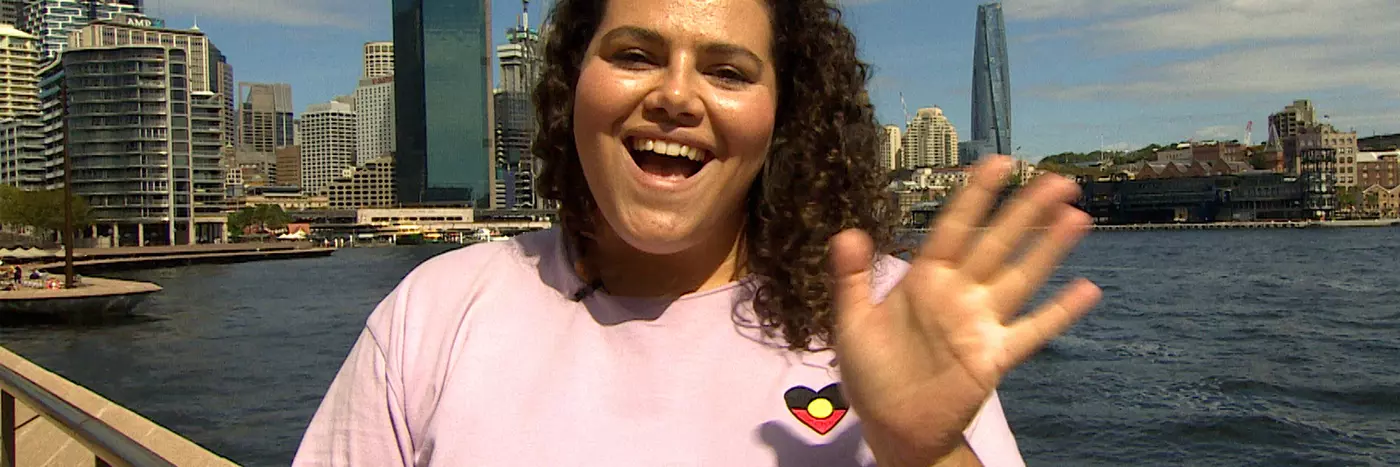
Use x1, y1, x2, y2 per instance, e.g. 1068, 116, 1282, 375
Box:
599, 25, 766, 67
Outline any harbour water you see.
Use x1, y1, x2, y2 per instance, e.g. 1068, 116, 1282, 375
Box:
2, 229, 1398, 466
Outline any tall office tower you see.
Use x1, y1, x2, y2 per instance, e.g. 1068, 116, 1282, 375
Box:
901, 107, 959, 169
970, 2, 1011, 160
0, 0, 21, 27
22, 0, 141, 58
237, 82, 293, 183
877, 125, 901, 172
363, 41, 393, 79
355, 75, 394, 165
238, 82, 294, 152
492, 0, 542, 209
36, 60, 61, 190
212, 46, 235, 148
0, 24, 40, 118
300, 100, 357, 195
63, 45, 226, 245
394, 0, 492, 206
0, 24, 42, 190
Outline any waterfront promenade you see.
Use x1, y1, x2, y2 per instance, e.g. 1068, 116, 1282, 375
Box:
0, 346, 235, 466
896, 218, 1400, 234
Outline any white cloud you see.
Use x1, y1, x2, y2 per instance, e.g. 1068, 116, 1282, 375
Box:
159, 0, 365, 29
1035, 40, 1400, 101
1331, 111, 1400, 131
1103, 141, 1134, 152
1091, 0, 1400, 52
1024, 0, 1400, 104
1002, 0, 1193, 21
1194, 125, 1237, 141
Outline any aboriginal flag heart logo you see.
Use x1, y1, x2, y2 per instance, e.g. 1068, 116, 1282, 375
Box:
784, 383, 849, 435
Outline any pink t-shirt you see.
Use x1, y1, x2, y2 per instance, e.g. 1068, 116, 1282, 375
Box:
292, 228, 1026, 466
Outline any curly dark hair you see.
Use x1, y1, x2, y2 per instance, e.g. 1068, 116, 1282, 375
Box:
533, 0, 895, 351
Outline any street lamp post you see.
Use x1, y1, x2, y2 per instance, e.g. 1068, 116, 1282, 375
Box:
61, 81, 75, 289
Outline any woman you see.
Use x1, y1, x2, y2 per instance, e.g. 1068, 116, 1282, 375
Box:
293, 0, 1100, 465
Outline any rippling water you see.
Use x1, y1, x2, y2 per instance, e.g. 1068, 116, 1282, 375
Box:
3, 229, 1399, 466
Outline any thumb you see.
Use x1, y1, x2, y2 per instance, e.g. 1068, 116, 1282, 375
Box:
829, 229, 876, 324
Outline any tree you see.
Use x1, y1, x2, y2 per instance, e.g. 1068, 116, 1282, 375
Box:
227, 204, 292, 238
0, 187, 91, 239
1337, 187, 1360, 211
253, 204, 292, 231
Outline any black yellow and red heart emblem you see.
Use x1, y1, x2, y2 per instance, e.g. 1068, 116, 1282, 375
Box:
784, 383, 849, 435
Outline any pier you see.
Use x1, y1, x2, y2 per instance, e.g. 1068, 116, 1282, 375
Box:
0, 277, 161, 325
32, 243, 337, 275
1091, 221, 1310, 231
2, 243, 336, 325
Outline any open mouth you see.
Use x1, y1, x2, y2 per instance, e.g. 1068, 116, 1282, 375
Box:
626, 137, 712, 180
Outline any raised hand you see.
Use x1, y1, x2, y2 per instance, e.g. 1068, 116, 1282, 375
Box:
830, 155, 1102, 467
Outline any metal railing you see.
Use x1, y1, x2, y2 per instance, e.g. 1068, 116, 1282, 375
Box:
0, 363, 175, 467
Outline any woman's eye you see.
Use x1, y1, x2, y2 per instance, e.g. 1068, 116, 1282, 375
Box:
710, 67, 751, 84
613, 49, 654, 67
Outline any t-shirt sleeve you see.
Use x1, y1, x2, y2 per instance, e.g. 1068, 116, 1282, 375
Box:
963, 391, 1026, 467
291, 323, 413, 466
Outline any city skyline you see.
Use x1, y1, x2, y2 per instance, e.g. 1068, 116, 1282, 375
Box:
104, 0, 1400, 159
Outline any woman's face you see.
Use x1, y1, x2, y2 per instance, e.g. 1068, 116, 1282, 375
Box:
572, 0, 779, 255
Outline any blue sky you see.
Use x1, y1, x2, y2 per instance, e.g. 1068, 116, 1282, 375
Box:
147, 0, 1399, 159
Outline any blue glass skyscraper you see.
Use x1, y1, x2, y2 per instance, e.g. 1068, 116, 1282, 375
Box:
970, 2, 1012, 160
394, 0, 493, 206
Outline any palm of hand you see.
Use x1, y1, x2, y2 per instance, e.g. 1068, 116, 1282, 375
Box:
830, 156, 1102, 466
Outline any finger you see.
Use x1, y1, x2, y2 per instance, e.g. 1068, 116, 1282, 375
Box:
992, 206, 1093, 320
829, 229, 877, 326
962, 174, 1082, 281
1003, 279, 1102, 366
921, 156, 1012, 264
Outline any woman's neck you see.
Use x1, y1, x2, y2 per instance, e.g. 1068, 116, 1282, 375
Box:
579, 221, 747, 298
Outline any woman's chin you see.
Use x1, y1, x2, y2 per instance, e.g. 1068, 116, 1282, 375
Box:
605, 214, 711, 256
613, 226, 704, 256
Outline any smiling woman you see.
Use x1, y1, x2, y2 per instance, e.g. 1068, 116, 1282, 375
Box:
291, 0, 1100, 466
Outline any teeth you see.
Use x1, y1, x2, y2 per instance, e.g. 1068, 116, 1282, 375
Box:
631, 137, 706, 162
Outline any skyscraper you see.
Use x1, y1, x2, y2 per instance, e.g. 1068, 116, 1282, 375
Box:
0, 0, 22, 27
492, 0, 542, 209
394, 0, 492, 207
238, 83, 294, 153
877, 125, 901, 172
237, 82, 294, 184
901, 107, 959, 169
356, 76, 395, 165
21, 0, 142, 58
363, 41, 394, 79
357, 40, 395, 167
970, 2, 1011, 160
300, 100, 357, 195
0, 24, 39, 118
63, 45, 226, 245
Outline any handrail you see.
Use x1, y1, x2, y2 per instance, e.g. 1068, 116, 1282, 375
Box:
0, 362, 175, 467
